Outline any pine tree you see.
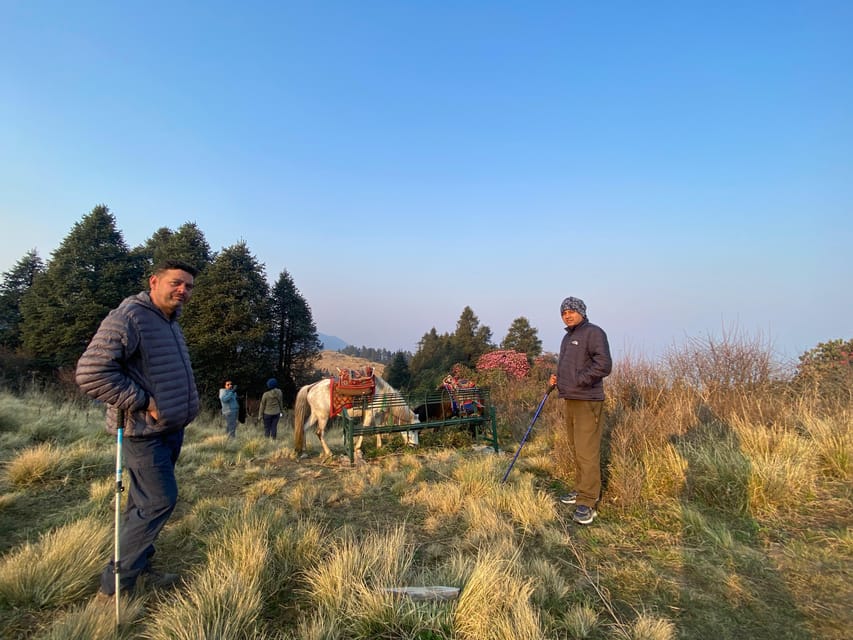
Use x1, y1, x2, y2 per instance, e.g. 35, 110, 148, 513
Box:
270, 269, 323, 404
20, 205, 144, 368
133, 222, 213, 286
0, 249, 44, 349
181, 242, 274, 407
409, 327, 455, 391
501, 316, 543, 362
384, 351, 412, 389
452, 306, 494, 367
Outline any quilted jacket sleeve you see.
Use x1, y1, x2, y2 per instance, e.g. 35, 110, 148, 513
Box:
75, 308, 149, 413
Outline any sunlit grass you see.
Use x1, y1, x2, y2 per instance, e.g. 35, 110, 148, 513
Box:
4, 442, 67, 487
0, 517, 110, 609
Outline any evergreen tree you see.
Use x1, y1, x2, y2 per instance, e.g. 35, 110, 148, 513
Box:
0, 249, 44, 349
501, 316, 543, 363
181, 242, 274, 407
167, 222, 213, 271
270, 269, 323, 405
20, 205, 144, 368
409, 327, 456, 392
452, 306, 494, 367
133, 222, 213, 286
384, 351, 412, 389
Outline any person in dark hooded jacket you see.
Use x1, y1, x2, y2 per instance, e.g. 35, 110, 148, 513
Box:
548, 296, 612, 525
76, 259, 199, 600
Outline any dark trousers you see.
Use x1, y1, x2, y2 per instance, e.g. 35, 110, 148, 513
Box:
262, 413, 280, 439
562, 399, 604, 509
100, 429, 183, 595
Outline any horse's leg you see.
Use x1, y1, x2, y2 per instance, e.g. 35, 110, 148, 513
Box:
316, 416, 334, 458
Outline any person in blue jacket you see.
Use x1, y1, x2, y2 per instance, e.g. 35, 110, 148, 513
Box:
76, 259, 200, 599
219, 380, 239, 438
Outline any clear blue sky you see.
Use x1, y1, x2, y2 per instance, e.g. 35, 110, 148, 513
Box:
2, 1, 851, 363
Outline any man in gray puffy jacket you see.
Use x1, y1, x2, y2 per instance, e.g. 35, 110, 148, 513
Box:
548, 296, 612, 525
76, 259, 200, 599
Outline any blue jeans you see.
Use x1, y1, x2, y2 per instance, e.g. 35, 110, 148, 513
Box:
223, 411, 238, 438
100, 429, 183, 595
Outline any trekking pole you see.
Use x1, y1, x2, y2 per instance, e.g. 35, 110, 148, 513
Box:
113, 409, 125, 627
501, 384, 555, 484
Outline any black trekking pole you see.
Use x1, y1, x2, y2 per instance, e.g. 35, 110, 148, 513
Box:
113, 409, 125, 627
501, 384, 555, 484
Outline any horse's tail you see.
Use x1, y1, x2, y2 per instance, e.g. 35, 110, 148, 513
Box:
293, 385, 309, 454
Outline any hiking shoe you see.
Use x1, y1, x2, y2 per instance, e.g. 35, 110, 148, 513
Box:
572, 505, 597, 525
559, 491, 578, 505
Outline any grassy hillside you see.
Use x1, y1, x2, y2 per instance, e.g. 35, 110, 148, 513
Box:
0, 341, 850, 639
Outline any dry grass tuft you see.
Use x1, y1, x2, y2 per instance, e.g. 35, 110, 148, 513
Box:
4, 443, 66, 487
143, 506, 277, 640
454, 550, 540, 640
0, 517, 110, 609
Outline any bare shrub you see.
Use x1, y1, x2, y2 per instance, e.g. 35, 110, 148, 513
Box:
664, 327, 785, 420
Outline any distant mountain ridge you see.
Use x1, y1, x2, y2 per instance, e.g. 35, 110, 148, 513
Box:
318, 333, 348, 351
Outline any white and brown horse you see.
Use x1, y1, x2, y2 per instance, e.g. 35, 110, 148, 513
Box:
293, 374, 419, 458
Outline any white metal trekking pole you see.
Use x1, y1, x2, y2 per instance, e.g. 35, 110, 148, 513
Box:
113, 409, 124, 626
501, 384, 555, 484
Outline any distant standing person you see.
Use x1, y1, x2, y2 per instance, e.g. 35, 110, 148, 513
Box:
258, 377, 284, 439
548, 296, 612, 525
76, 259, 200, 599
219, 380, 239, 438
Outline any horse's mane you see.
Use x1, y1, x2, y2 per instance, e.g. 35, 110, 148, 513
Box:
374, 374, 402, 395
372, 374, 417, 422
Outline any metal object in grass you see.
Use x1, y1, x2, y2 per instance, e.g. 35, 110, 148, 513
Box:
501, 384, 555, 484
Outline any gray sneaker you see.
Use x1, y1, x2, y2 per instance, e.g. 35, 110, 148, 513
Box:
572, 505, 597, 525
559, 491, 578, 505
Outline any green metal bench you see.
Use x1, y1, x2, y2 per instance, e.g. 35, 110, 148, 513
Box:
341, 387, 498, 464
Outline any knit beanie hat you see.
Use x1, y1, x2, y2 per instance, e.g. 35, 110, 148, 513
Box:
267, 378, 278, 389
560, 296, 587, 318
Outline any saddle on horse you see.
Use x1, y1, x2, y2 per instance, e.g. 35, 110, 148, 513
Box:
442, 374, 483, 417
329, 367, 376, 417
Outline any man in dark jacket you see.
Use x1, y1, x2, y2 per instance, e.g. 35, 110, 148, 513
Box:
548, 296, 612, 525
76, 259, 200, 599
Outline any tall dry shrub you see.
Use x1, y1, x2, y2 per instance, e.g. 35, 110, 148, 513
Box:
599, 330, 793, 510
664, 327, 785, 421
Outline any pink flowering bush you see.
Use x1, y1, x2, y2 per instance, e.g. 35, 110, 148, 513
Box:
476, 350, 530, 379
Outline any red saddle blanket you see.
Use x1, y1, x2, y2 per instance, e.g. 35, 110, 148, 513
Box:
329, 367, 376, 417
